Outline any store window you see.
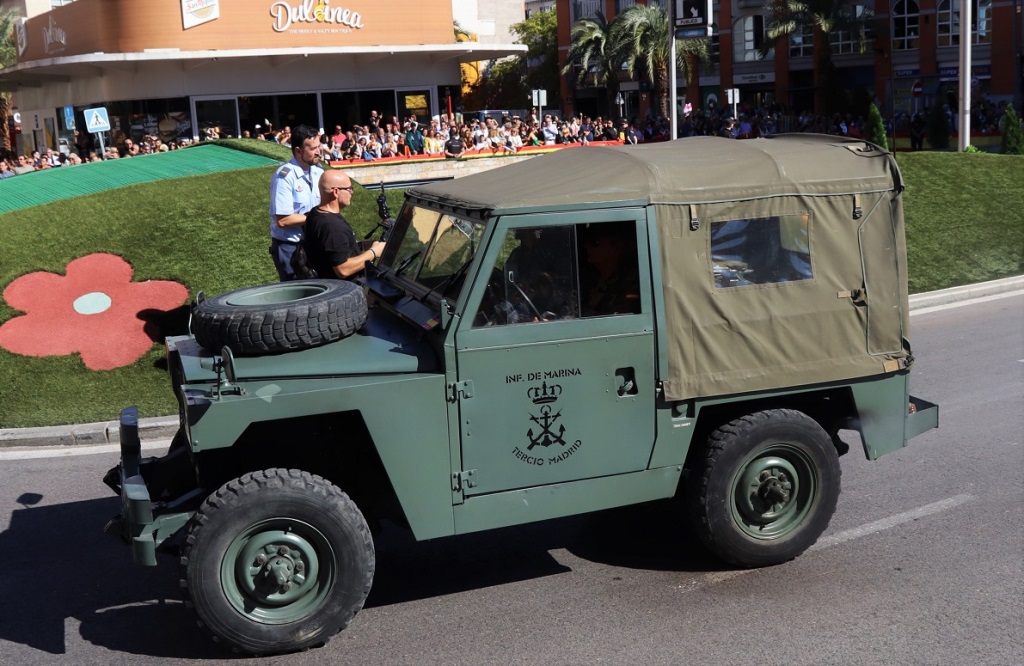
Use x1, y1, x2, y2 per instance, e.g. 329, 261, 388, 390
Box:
710, 215, 812, 288
734, 15, 768, 62
789, 24, 814, 58
892, 1, 920, 50
937, 0, 992, 47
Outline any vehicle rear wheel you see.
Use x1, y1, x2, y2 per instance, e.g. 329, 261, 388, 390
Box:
191, 280, 367, 355
686, 409, 840, 568
180, 469, 374, 655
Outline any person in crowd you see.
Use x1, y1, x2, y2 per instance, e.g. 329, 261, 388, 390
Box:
13, 154, 36, 174
444, 127, 465, 158
302, 170, 386, 280
542, 116, 558, 145
0, 158, 15, 178
268, 124, 324, 281
601, 119, 619, 141
909, 113, 926, 151
362, 134, 382, 161
423, 128, 443, 156
718, 117, 736, 138
406, 122, 425, 155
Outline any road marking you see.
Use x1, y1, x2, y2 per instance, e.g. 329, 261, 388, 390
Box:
809, 494, 974, 551
910, 289, 1024, 316
701, 494, 974, 585
0, 439, 170, 461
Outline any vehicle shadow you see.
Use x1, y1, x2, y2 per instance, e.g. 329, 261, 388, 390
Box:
366, 498, 722, 609
0, 493, 223, 659
1, 493, 720, 659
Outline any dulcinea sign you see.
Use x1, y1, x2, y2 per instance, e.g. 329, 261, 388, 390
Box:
270, 0, 365, 33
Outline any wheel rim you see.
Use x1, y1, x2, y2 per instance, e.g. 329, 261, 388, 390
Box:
730, 444, 817, 540
221, 518, 336, 624
226, 284, 328, 306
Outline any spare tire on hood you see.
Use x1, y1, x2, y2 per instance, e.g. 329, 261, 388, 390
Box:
191, 280, 367, 355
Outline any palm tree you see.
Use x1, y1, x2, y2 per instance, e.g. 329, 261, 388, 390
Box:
609, 3, 708, 119
760, 0, 874, 113
561, 11, 620, 116
0, 8, 18, 152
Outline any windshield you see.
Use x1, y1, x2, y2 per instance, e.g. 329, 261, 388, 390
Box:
379, 203, 486, 302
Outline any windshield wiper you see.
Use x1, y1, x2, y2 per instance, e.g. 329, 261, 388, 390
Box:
392, 250, 422, 277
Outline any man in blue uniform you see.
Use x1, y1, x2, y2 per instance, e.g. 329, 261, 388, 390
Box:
269, 125, 324, 281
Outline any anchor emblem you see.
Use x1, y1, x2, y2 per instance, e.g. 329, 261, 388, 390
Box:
527, 405, 567, 450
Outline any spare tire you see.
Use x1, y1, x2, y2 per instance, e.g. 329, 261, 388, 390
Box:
191, 280, 367, 355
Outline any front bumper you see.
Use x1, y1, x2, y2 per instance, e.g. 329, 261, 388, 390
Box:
103, 406, 201, 566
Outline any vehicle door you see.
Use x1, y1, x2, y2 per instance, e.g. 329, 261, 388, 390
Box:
452, 210, 657, 496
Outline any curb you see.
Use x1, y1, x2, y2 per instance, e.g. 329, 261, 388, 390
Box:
0, 415, 178, 449
2, 275, 1022, 449
908, 275, 1024, 309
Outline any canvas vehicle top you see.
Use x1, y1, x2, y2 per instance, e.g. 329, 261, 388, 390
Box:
406, 133, 911, 401
103, 134, 937, 656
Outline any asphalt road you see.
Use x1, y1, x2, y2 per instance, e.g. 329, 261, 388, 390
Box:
1, 294, 1021, 666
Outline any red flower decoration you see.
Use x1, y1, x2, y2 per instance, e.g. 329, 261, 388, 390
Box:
0, 253, 189, 370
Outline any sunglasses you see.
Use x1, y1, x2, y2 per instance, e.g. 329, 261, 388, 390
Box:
332, 186, 354, 193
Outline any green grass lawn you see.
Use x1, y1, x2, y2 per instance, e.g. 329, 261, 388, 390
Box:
0, 147, 1020, 428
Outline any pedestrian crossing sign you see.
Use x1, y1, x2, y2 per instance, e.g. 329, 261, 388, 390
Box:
84, 107, 111, 133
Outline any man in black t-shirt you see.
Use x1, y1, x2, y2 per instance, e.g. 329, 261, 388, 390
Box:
303, 171, 385, 279
444, 132, 465, 159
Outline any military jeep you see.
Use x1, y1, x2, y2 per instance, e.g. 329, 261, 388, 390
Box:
104, 134, 938, 655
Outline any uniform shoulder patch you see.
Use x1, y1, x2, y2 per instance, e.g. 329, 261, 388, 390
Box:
277, 167, 291, 178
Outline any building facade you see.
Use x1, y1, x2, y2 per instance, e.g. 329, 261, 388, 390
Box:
556, 0, 1022, 123
0, 0, 525, 153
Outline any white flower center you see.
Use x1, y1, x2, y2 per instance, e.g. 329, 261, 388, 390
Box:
73, 291, 112, 315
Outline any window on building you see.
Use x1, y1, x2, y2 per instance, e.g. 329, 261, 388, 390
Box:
892, 1, 920, 50
571, 0, 602, 23
710, 215, 813, 288
830, 6, 870, 54
789, 24, 814, 58
937, 0, 993, 47
734, 15, 768, 62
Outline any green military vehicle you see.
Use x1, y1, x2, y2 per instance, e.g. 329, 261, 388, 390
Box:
104, 134, 938, 655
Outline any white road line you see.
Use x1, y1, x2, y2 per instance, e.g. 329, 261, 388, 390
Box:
0, 439, 170, 461
702, 494, 974, 585
809, 493, 974, 551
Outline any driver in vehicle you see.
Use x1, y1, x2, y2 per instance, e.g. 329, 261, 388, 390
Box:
480, 227, 577, 325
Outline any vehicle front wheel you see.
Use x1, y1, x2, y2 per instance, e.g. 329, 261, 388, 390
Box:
180, 469, 374, 655
686, 409, 840, 568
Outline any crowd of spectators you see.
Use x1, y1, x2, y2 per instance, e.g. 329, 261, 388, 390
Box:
2, 96, 1018, 181
0, 130, 195, 179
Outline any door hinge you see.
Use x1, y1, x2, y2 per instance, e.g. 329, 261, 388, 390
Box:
448, 380, 474, 403
452, 469, 478, 492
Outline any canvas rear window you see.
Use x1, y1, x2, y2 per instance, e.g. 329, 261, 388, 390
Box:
710, 214, 812, 288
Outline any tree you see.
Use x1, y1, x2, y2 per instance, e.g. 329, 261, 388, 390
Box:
866, 102, 887, 150
511, 9, 559, 96
1000, 107, 1023, 155
561, 12, 619, 116
608, 3, 708, 120
0, 8, 18, 152
761, 0, 874, 114
462, 10, 557, 112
